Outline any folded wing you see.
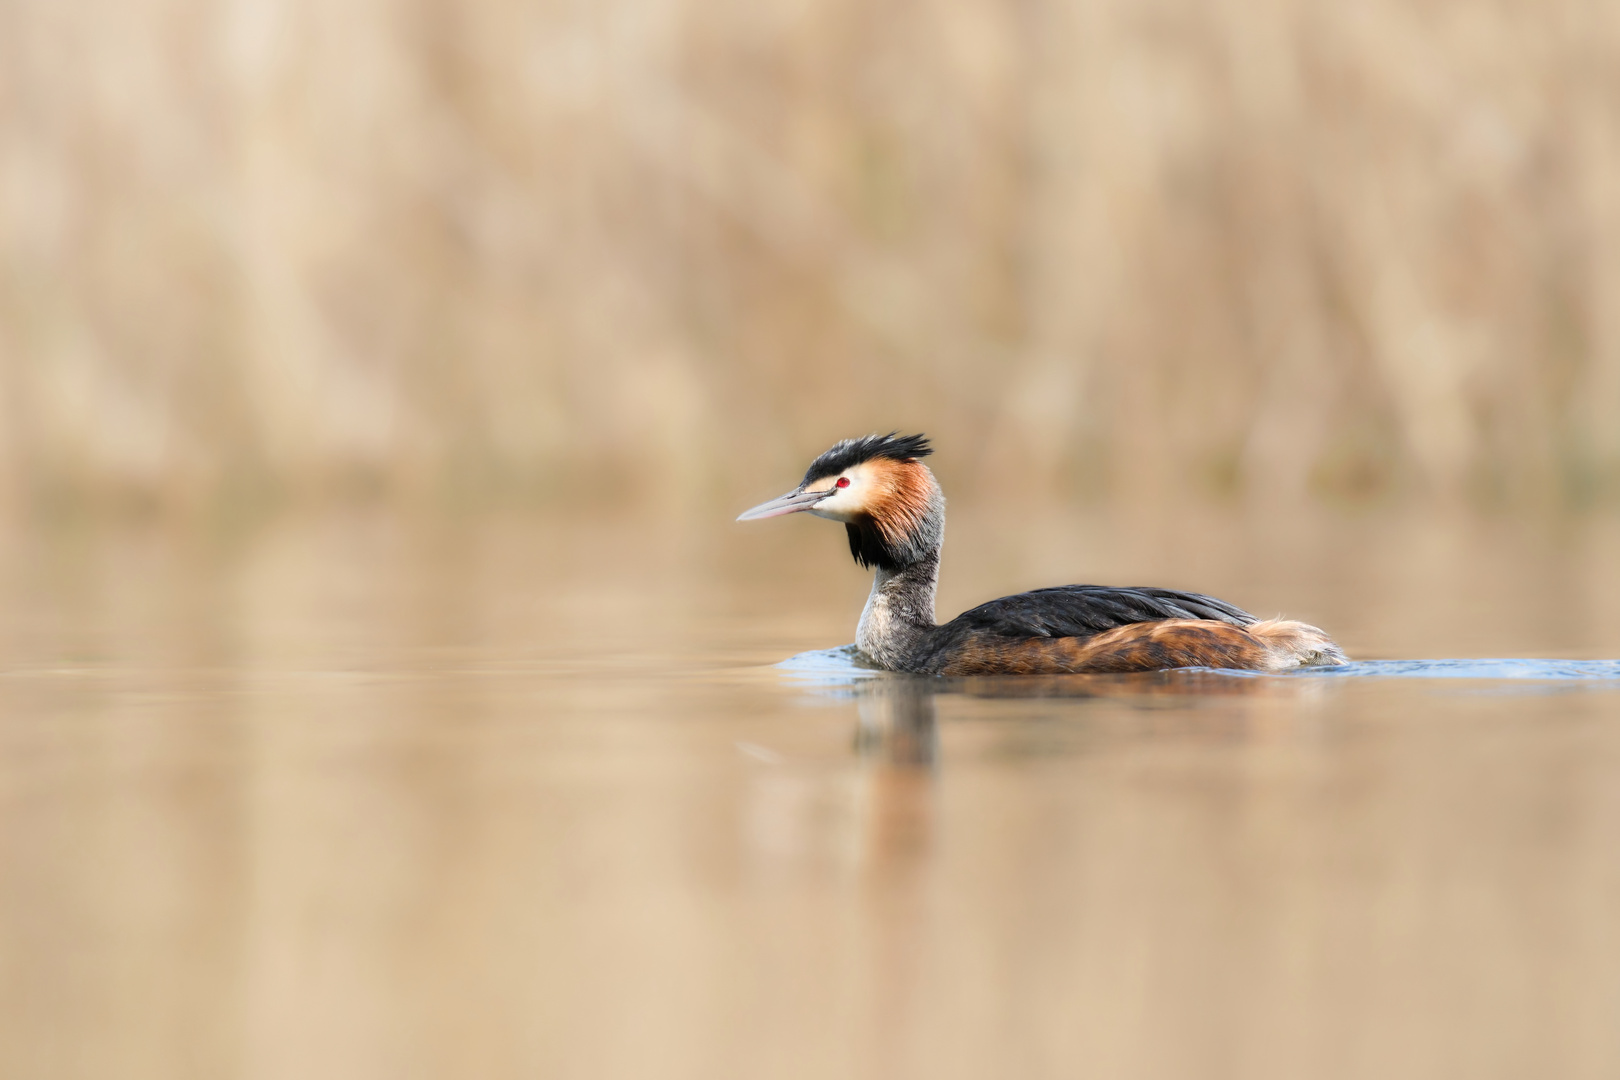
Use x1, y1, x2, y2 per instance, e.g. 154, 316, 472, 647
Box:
944, 585, 1256, 640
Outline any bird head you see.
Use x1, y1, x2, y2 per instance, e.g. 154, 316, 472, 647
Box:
737, 432, 944, 571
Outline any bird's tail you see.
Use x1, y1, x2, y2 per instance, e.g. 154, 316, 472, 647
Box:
1247, 618, 1348, 669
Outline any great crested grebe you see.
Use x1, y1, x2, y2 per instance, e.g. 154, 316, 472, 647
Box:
738, 433, 1346, 675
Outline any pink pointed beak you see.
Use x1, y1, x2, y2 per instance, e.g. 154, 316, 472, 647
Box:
736, 486, 832, 521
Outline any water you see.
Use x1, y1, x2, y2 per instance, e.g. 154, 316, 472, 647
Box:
5, 506, 1620, 1079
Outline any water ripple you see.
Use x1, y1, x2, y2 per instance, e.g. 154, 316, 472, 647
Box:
778, 647, 1620, 685
1289, 658, 1620, 680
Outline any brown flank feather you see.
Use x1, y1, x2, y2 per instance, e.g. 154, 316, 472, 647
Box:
938, 618, 1341, 676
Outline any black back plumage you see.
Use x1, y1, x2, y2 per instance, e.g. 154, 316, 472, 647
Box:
951, 585, 1255, 636
906, 585, 1257, 671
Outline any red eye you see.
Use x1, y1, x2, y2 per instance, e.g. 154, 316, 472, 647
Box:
836, 477, 850, 488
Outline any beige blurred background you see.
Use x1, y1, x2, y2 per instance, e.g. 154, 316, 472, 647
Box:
12, 8, 1620, 1078
3, 0, 1619, 515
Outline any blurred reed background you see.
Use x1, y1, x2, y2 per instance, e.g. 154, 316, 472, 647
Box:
2, 0, 1619, 515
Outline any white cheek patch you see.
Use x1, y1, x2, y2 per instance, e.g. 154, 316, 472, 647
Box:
807, 488, 856, 521
808, 502, 852, 522
806, 463, 875, 522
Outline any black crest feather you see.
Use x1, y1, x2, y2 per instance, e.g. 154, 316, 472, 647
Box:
802, 432, 933, 485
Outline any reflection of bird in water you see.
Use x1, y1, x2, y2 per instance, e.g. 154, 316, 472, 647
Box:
740, 433, 1346, 675
855, 678, 939, 767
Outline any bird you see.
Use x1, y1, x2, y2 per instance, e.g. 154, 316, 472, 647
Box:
737, 432, 1346, 675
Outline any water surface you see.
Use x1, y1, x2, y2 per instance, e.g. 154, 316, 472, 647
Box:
4, 506, 1620, 1079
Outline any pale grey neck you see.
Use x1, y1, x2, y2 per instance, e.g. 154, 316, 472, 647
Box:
855, 551, 940, 670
